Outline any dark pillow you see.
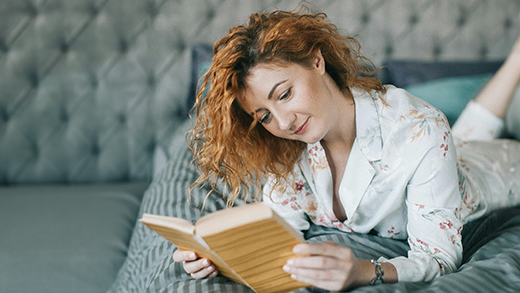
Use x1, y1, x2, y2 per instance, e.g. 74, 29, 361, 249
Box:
187, 44, 213, 114
382, 60, 503, 88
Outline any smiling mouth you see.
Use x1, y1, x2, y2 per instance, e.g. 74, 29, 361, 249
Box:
294, 118, 309, 135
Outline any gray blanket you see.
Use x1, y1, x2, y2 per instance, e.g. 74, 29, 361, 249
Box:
109, 139, 520, 293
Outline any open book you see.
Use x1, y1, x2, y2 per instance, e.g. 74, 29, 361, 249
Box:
140, 203, 310, 293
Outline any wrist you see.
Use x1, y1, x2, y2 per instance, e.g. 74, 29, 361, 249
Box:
347, 259, 398, 290
345, 259, 375, 290
369, 260, 385, 285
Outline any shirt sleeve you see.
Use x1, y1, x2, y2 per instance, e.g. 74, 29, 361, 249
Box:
383, 116, 463, 282
262, 173, 310, 236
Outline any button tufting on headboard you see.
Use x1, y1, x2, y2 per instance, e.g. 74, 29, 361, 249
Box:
60, 42, 69, 53
0, 0, 518, 185
0, 108, 7, 122
59, 109, 68, 123
479, 46, 489, 59
409, 14, 419, 26
457, 7, 468, 27
0, 40, 8, 53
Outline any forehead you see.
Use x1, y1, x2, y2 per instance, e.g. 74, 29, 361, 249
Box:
248, 63, 289, 79
245, 63, 296, 92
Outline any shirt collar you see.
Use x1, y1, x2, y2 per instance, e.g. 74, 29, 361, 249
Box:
351, 87, 383, 162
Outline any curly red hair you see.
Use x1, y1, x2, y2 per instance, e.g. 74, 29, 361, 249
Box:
189, 6, 385, 206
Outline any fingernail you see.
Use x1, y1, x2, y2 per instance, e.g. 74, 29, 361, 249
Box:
203, 259, 209, 266
283, 265, 291, 272
189, 253, 196, 260
287, 259, 294, 265
207, 266, 214, 271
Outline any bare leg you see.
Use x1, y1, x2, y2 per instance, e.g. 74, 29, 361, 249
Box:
474, 37, 520, 119
451, 37, 520, 144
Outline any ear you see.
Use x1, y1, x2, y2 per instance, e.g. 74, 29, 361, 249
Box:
313, 49, 326, 75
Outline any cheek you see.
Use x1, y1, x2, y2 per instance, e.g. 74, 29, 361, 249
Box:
261, 123, 286, 138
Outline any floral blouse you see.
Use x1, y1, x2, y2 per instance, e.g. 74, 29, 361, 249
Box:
264, 86, 472, 282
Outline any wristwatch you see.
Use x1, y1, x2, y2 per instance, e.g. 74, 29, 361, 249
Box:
369, 259, 385, 285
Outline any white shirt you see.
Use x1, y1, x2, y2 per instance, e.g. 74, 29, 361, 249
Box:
264, 86, 465, 282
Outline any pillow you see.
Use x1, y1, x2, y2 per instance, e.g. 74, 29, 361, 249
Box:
187, 44, 213, 114
405, 74, 493, 124
153, 44, 213, 178
152, 118, 193, 178
382, 60, 503, 88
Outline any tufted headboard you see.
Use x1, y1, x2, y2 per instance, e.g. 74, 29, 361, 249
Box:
1, 0, 519, 185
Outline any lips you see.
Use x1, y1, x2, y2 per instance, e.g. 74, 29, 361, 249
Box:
294, 118, 309, 135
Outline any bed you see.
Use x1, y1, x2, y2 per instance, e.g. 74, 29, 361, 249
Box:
108, 1, 520, 292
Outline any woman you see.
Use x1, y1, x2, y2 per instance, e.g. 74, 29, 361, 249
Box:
173, 7, 520, 291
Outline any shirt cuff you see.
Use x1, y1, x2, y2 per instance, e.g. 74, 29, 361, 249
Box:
378, 252, 445, 282
452, 100, 505, 144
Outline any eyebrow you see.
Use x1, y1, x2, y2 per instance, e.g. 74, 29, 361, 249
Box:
249, 79, 289, 117
268, 79, 288, 100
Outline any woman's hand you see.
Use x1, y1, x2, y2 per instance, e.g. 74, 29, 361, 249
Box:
283, 241, 365, 291
283, 241, 397, 291
172, 250, 218, 279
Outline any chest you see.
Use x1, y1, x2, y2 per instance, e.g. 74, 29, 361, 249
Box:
322, 144, 353, 222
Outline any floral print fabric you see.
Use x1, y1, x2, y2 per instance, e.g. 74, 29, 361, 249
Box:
263, 86, 520, 282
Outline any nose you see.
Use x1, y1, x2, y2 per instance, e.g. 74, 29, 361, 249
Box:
275, 111, 296, 132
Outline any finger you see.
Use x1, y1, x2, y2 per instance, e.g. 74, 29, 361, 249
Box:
284, 259, 351, 280
208, 270, 219, 278
173, 250, 197, 262
188, 263, 218, 280
293, 242, 353, 259
183, 258, 212, 275
287, 255, 350, 270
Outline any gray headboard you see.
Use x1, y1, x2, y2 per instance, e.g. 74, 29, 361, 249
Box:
1, 0, 519, 185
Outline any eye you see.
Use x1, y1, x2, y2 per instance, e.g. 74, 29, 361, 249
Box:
259, 112, 271, 124
279, 88, 292, 101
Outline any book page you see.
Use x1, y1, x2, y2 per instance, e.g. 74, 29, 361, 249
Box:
139, 214, 248, 288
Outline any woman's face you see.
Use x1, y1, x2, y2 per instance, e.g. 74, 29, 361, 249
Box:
243, 53, 344, 144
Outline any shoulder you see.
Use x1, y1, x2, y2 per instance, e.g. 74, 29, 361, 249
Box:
379, 85, 441, 116
370, 86, 452, 163
380, 86, 450, 134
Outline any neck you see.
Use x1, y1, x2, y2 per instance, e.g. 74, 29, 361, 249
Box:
321, 85, 356, 152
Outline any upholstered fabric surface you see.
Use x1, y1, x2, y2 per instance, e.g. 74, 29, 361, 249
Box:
0, 182, 148, 293
1, 0, 519, 185
0, 0, 158, 184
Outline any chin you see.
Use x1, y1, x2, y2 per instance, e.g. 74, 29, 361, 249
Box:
299, 135, 322, 145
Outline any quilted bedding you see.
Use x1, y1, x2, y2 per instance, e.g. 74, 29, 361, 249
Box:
109, 127, 520, 293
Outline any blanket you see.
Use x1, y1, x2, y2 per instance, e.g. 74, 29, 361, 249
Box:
109, 131, 520, 293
